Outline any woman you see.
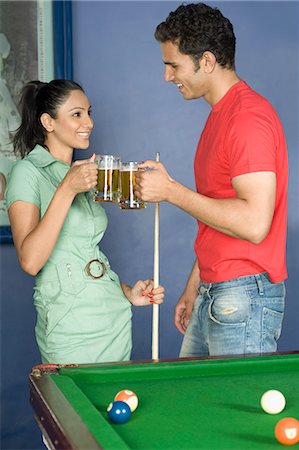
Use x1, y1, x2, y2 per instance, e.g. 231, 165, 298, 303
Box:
5, 79, 164, 364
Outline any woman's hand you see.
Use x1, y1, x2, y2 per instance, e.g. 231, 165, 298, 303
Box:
61, 154, 98, 195
129, 279, 165, 306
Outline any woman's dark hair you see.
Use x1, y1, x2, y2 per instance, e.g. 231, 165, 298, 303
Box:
155, 3, 236, 70
13, 79, 85, 158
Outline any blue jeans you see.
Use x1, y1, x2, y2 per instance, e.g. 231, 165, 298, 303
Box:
179, 273, 285, 357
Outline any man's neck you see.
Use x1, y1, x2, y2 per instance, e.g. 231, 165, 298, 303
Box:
204, 69, 241, 107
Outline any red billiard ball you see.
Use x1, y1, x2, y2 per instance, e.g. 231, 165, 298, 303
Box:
107, 401, 131, 424
274, 417, 299, 446
114, 389, 138, 412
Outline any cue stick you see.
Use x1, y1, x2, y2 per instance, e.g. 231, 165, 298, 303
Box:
152, 152, 160, 361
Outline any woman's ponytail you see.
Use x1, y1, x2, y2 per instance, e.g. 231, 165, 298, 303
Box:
13, 81, 47, 158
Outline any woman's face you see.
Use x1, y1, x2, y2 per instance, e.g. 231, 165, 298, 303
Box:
47, 89, 94, 153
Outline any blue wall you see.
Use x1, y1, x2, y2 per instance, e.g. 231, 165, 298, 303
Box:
1, 2, 298, 449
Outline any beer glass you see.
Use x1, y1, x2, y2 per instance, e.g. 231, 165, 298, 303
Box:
119, 162, 146, 210
94, 155, 120, 202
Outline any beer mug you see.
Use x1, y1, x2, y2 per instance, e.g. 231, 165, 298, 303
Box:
119, 162, 146, 210
94, 154, 120, 202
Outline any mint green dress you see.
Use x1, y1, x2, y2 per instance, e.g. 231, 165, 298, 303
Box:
5, 145, 132, 364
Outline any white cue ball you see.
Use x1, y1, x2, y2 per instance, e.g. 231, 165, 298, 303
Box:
260, 390, 286, 414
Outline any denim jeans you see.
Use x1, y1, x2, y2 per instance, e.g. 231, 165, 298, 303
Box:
179, 273, 285, 357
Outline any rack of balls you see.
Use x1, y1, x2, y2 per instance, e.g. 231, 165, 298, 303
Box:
107, 390, 138, 424
260, 390, 299, 446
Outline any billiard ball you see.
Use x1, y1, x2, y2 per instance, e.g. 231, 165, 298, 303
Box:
107, 401, 131, 424
114, 389, 138, 413
260, 390, 286, 414
274, 417, 299, 446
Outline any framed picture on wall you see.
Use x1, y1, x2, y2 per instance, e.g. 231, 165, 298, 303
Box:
0, 0, 54, 244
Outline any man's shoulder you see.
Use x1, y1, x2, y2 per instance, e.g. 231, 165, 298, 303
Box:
234, 82, 274, 113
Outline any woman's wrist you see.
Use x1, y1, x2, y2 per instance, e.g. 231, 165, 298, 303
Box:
57, 179, 76, 201
121, 283, 133, 304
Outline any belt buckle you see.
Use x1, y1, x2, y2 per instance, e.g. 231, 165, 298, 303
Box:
85, 259, 106, 280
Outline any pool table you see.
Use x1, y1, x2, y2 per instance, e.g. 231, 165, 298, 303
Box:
29, 353, 299, 449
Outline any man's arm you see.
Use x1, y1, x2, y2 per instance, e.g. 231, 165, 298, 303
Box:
136, 161, 276, 244
174, 260, 200, 334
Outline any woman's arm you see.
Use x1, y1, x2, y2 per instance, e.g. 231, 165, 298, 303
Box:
9, 159, 97, 275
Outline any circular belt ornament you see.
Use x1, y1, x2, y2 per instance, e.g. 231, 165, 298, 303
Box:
85, 259, 106, 279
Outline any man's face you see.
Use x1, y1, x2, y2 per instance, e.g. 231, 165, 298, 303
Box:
161, 41, 207, 100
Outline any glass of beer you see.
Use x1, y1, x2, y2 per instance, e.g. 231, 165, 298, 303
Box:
119, 162, 146, 210
94, 154, 120, 202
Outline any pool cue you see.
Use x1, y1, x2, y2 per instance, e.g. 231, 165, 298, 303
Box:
152, 152, 160, 361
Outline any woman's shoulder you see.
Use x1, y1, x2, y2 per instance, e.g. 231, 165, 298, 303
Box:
11, 156, 36, 170
6, 156, 41, 204
9, 155, 41, 180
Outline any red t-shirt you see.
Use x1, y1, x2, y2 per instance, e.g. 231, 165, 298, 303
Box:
194, 81, 288, 283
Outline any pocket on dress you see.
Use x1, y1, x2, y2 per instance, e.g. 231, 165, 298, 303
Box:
45, 298, 72, 337
34, 281, 61, 304
56, 259, 86, 295
34, 280, 61, 318
34, 260, 86, 339
34, 280, 63, 337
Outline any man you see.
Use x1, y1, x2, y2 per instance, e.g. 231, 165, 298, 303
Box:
135, 3, 288, 357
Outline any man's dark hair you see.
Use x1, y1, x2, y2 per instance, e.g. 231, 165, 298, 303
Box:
155, 3, 236, 70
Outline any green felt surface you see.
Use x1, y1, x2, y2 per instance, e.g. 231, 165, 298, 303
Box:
52, 355, 299, 449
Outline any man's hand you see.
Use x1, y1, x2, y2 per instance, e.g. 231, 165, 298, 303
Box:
174, 292, 196, 334
135, 161, 174, 203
